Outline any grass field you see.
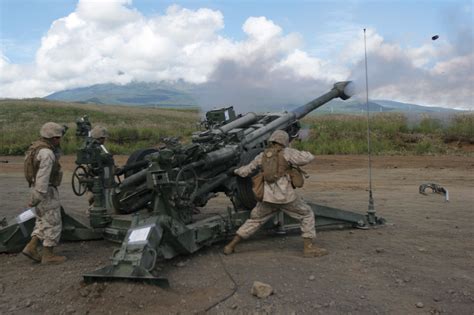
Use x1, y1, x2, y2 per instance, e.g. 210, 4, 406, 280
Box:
0, 99, 472, 156
0, 99, 199, 155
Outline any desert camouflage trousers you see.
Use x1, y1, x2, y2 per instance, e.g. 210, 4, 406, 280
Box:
31, 186, 62, 247
236, 196, 316, 239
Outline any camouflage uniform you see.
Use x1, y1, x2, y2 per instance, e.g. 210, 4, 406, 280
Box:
85, 126, 109, 215
234, 147, 316, 239
30, 147, 63, 247
22, 122, 67, 263
224, 130, 328, 257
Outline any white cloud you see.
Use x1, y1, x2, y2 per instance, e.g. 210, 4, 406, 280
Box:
344, 27, 473, 109
0, 0, 472, 110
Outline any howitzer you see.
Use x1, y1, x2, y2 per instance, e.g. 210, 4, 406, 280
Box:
81, 81, 383, 285
104, 81, 353, 217
0, 81, 384, 286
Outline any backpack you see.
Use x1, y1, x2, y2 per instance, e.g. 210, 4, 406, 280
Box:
261, 145, 289, 183
288, 166, 306, 188
24, 140, 53, 187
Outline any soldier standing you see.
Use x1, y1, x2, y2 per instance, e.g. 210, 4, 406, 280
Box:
22, 122, 66, 264
85, 125, 109, 212
224, 130, 328, 258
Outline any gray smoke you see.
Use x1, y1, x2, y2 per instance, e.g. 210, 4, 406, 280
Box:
192, 58, 335, 114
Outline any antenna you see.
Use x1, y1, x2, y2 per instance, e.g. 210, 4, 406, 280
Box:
364, 28, 376, 224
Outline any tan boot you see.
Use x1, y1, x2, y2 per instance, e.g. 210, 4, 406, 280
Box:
22, 236, 42, 262
223, 235, 242, 255
41, 246, 66, 264
303, 238, 328, 258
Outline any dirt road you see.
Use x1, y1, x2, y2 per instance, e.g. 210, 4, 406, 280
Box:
0, 155, 473, 314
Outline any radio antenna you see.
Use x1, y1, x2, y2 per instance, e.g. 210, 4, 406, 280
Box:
364, 28, 376, 224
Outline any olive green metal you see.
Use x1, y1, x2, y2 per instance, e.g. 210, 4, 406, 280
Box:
0, 81, 384, 287
0, 207, 102, 253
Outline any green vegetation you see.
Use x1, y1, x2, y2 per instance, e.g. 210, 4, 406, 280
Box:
1, 99, 472, 156
0, 99, 199, 155
294, 113, 473, 155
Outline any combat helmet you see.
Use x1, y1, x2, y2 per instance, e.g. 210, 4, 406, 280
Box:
91, 126, 108, 139
40, 122, 64, 138
268, 130, 289, 147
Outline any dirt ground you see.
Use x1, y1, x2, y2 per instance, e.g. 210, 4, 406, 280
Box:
0, 154, 473, 315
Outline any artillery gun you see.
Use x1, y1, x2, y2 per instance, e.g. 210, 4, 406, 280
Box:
0, 81, 384, 286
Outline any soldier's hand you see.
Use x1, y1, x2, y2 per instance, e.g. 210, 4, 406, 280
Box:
114, 167, 124, 176
227, 167, 238, 176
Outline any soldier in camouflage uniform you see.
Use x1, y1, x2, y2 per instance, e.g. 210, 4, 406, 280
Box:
22, 122, 67, 264
224, 130, 328, 258
85, 126, 109, 214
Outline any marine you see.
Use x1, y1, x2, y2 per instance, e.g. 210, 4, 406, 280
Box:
224, 130, 328, 258
85, 125, 110, 213
22, 122, 67, 264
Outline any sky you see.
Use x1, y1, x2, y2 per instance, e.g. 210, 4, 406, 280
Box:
0, 0, 473, 110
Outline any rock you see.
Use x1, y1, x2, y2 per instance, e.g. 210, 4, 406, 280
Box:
415, 302, 424, 308
251, 281, 273, 299
79, 288, 90, 297
66, 304, 76, 314
308, 275, 315, 281
230, 304, 238, 309
433, 297, 441, 302
25, 299, 32, 307
176, 261, 187, 267
375, 248, 385, 253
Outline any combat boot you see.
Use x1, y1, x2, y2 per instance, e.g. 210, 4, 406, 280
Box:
22, 236, 42, 262
223, 235, 242, 255
303, 238, 328, 258
41, 246, 66, 264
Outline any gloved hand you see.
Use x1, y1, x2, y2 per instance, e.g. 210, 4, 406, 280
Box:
227, 167, 238, 176
30, 190, 46, 207
114, 167, 124, 176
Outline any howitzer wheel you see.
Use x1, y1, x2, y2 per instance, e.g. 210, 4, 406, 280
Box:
234, 149, 261, 210
125, 148, 159, 177
175, 166, 198, 201
72, 165, 89, 196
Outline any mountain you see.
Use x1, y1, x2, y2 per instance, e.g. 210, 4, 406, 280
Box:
46, 81, 198, 108
312, 99, 463, 115
45, 81, 463, 114
372, 100, 458, 113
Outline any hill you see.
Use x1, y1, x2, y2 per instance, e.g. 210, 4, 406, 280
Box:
44, 82, 464, 114
46, 81, 198, 108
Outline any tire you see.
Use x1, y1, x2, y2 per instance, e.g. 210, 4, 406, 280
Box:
124, 148, 159, 177
234, 148, 262, 210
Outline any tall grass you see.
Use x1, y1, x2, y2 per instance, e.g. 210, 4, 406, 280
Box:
0, 99, 199, 155
294, 112, 473, 155
1, 99, 472, 156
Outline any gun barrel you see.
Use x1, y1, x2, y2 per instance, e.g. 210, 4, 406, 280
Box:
242, 81, 352, 148
292, 81, 352, 119
217, 112, 258, 134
